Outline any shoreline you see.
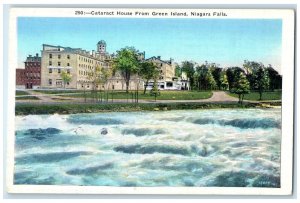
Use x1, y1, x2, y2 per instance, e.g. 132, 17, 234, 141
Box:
15, 101, 282, 115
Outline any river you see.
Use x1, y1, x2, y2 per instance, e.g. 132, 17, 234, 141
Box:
14, 108, 281, 187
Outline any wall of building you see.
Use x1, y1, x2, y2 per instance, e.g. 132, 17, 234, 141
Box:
16, 69, 25, 86
24, 56, 41, 89
41, 51, 78, 89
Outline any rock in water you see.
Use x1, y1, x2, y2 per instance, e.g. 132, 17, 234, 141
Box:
101, 128, 108, 135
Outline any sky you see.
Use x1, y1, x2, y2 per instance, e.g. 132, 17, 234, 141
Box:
17, 17, 282, 73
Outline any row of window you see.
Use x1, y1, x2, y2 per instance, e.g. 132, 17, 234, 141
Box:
26, 73, 40, 77
26, 76, 40, 80
79, 56, 106, 66
79, 56, 93, 64
25, 63, 40, 66
22, 70, 41, 74
79, 70, 92, 76
49, 54, 70, 59
48, 79, 69, 85
49, 68, 70, 74
49, 61, 70, 66
79, 64, 93, 69
80, 84, 106, 89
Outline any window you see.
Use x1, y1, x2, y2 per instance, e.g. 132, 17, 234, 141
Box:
49, 79, 52, 85
67, 82, 69, 85
67, 55, 70, 59
166, 82, 173, 87
49, 68, 52, 73
49, 61, 52, 66
49, 54, 52, 59
58, 62, 61, 66
58, 69, 61, 73
67, 69, 70, 74
67, 63, 70, 66
58, 54, 61, 59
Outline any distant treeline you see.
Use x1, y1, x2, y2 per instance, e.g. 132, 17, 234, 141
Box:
176, 60, 282, 103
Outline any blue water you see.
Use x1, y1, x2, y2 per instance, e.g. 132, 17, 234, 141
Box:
14, 108, 281, 187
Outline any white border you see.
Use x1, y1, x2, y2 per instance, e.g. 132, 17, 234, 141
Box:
6, 7, 295, 195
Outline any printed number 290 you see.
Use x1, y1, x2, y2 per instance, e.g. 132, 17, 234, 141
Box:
75, 11, 84, 15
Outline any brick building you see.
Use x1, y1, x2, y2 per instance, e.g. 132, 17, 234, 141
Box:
16, 54, 42, 89
16, 69, 26, 89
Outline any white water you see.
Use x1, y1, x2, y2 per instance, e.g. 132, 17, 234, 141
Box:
14, 108, 281, 187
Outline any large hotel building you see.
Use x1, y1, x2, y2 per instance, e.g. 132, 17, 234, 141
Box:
18, 40, 181, 90
41, 41, 113, 90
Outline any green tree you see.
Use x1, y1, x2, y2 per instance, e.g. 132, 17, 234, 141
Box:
151, 78, 160, 101
88, 65, 112, 102
175, 65, 182, 77
243, 60, 263, 90
209, 64, 222, 90
181, 61, 195, 90
232, 72, 250, 104
195, 64, 208, 90
206, 68, 217, 90
254, 66, 270, 100
266, 65, 282, 91
226, 67, 245, 91
139, 61, 159, 94
113, 47, 140, 93
60, 70, 72, 89
220, 71, 229, 90
194, 64, 217, 90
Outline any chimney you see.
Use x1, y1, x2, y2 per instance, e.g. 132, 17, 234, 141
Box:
92, 50, 95, 57
157, 56, 161, 60
29, 55, 32, 57
36, 53, 39, 57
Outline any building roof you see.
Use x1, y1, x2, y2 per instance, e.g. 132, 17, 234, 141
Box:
146, 56, 172, 65
25, 54, 41, 62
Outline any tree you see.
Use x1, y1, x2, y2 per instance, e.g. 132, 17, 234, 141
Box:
88, 65, 112, 102
220, 71, 229, 90
139, 61, 159, 94
243, 60, 264, 90
195, 64, 208, 90
210, 64, 222, 90
253, 66, 270, 100
226, 67, 245, 91
60, 70, 72, 89
175, 65, 182, 77
232, 72, 250, 104
206, 68, 217, 90
266, 65, 282, 91
194, 64, 217, 90
151, 78, 160, 101
181, 61, 195, 90
113, 47, 140, 93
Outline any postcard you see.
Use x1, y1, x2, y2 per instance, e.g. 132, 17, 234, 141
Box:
5, 7, 295, 195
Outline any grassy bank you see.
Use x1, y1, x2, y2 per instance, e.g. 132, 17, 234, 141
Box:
33, 90, 82, 94
16, 90, 30, 96
16, 96, 40, 100
229, 91, 281, 101
34, 90, 212, 100
15, 102, 265, 115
